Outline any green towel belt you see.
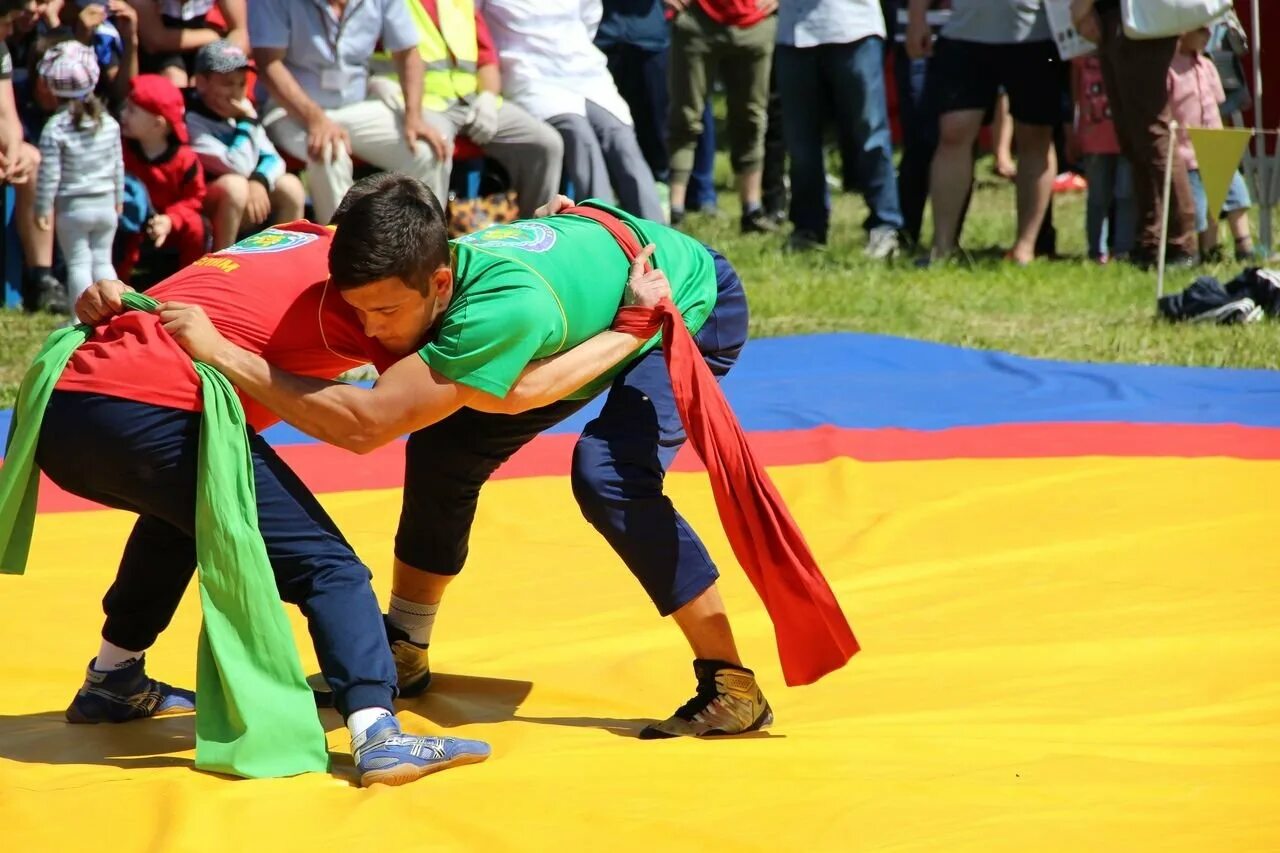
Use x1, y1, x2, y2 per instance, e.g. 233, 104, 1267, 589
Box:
0, 292, 329, 778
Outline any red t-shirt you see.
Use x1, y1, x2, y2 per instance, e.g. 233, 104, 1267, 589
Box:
56, 221, 399, 433
695, 0, 769, 29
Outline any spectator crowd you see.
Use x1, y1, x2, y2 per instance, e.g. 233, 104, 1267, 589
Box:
0, 0, 1260, 318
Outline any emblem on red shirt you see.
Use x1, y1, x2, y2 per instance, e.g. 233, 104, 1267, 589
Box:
219, 228, 319, 255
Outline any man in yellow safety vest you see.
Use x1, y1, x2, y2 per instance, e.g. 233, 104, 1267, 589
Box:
399, 0, 564, 217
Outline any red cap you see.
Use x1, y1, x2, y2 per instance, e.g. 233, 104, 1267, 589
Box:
129, 74, 189, 143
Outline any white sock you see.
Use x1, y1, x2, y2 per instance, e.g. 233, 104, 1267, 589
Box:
93, 640, 143, 672
388, 595, 439, 646
347, 707, 393, 741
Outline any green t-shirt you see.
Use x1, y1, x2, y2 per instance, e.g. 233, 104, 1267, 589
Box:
418, 200, 719, 400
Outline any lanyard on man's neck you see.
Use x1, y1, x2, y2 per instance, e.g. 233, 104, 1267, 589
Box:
313, 0, 365, 58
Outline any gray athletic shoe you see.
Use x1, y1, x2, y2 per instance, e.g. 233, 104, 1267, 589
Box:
865, 226, 900, 261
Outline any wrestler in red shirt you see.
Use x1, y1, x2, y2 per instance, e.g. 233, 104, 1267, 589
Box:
43, 194, 656, 787
42, 215, 502, 786
59, 220, 398, 431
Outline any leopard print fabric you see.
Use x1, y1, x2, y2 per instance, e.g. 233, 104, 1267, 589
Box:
448, 191, 519, 238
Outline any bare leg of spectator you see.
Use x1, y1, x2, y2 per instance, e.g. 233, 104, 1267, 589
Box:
1199, 217, 1219, 256
16, 184, 53, 263
735, 170, 763, 215
586, 101, 663, 221
1011, 122, 1054, 264
206, 174, 250, 251
269, 173, 306, 224
1227, 208, 1253, 257
14, 153, 59, 311
929, 109, 983, 259
992, 92, 1016, 179
15, 177, 53, 269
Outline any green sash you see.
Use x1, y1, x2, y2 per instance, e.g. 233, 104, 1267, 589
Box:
0, 293, 329, 778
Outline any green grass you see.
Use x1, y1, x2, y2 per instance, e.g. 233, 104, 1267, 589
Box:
0, 310, 63, 408
703, 162, 1279, 369
0, 161, 1275, 407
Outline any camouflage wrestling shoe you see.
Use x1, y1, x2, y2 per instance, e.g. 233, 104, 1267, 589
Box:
65, 657, 196, 724
385, 617, 432, 697
638, 659, 773, 739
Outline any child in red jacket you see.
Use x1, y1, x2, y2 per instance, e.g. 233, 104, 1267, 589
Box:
118, 73, 207, 282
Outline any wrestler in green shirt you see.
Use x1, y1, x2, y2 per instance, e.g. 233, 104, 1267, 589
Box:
426, 200, 717, 398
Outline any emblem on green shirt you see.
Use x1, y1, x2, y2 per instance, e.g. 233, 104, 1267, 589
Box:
456, 221, 557, 253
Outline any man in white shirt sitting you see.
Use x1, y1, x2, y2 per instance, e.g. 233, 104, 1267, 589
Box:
478, 0, 664, 222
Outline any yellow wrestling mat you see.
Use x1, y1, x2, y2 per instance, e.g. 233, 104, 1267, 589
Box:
1, 457, 1278, 851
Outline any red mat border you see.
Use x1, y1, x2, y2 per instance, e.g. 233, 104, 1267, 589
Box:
17, 422, 1279, 514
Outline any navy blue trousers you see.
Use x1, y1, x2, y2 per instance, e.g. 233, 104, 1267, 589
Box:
396, 248, 750, 616
36, 392, 397, 717
603, 43, 671, 184
601, 42, 719, 209
776, 36, 904, 241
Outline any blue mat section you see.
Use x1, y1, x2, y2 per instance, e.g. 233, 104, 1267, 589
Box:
7, 334, 1280, 444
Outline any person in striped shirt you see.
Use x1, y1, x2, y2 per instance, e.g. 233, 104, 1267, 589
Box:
184, 40, 304, 250
34, 38, 122, 312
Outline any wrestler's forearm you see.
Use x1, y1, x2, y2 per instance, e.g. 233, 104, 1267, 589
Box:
208, 345, 390, 453
470, 330, 648, 414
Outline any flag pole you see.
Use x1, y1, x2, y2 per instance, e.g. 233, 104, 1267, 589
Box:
1157, 120, 1177, 300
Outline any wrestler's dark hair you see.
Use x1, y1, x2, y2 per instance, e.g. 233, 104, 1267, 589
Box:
328, 172, 451, 293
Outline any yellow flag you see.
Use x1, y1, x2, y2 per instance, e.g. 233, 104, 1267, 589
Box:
1188, 127, 1253, 222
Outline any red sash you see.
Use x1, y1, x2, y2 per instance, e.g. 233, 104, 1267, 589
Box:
567, 204, 859, 685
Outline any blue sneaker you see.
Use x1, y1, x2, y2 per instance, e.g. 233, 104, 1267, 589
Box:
353, 715, 491, 787
65, 657, 196, 724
